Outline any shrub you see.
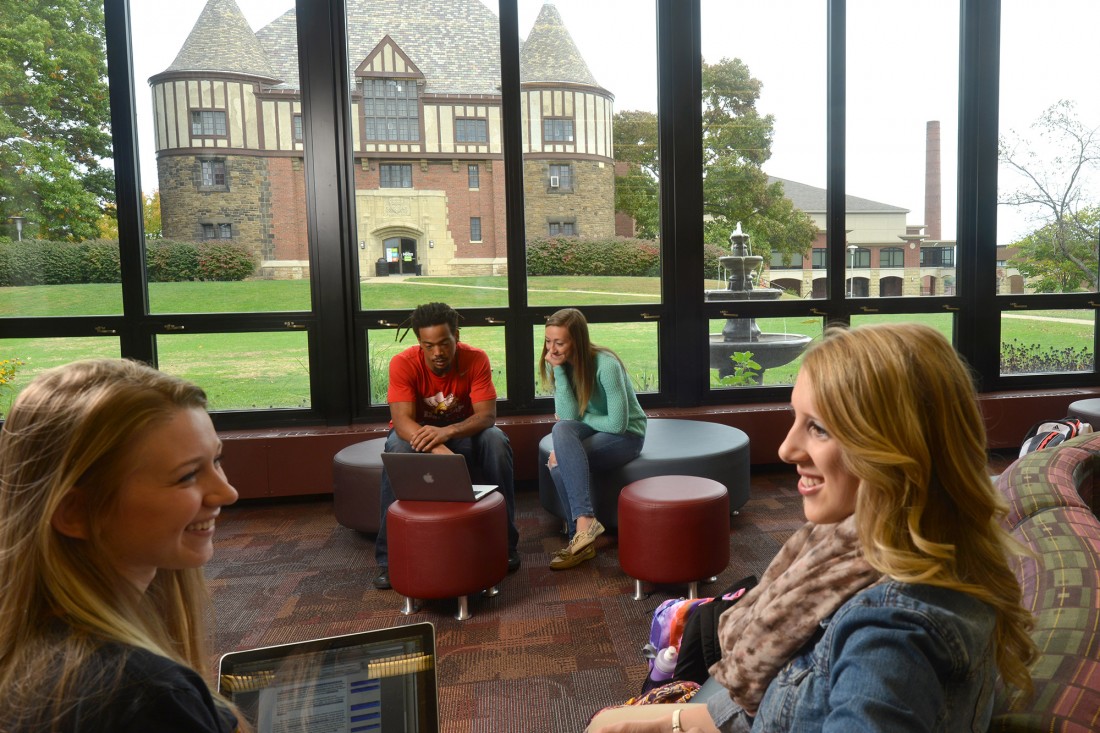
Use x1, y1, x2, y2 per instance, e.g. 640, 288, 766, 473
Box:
703, 243, 727, 280
81, 240, 122, 283
197, 240, 257, 281
1000, 339, 1093, 374
526, 236, 660, 277
145, 240, 201, 282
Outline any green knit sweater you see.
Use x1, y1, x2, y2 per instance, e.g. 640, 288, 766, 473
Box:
553, 350, 647, 437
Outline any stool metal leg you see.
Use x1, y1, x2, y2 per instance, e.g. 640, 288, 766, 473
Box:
455, 595, 471, 621
482, 585, 499, 597
632, 579, 646, 601
401, 596, 420, 615
687, 581, 699, 600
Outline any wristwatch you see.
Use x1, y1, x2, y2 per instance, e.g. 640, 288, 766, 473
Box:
671, 708, 683, 732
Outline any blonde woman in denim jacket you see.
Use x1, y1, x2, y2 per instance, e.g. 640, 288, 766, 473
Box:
589, 323, 1035, 733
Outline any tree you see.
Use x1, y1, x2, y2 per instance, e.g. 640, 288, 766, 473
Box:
142, 190, 163, 239
1008, 206, 1099, 293
612, 57, 817, 262
1000, 100, 1100, 291
0, 0, 113, 241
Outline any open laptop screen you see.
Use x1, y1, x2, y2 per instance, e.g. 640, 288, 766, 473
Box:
217, 623, 438, 733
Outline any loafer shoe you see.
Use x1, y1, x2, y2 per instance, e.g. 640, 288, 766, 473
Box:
549, 543, 596, 570
372, 568, 391, 590
508, 549, 521, 572
567, 519, 605, 555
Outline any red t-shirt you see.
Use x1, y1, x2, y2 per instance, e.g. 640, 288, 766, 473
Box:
387, 342, 497, 426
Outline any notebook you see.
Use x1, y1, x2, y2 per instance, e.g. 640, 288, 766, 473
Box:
217, 622, 439, 733
381, 452, 498, 502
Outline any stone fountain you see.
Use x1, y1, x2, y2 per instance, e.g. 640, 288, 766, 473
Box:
706, 223, 811, 382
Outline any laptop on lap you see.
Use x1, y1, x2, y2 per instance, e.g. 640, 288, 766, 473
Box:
217, 622, 439, 733
381, 453, 497, 502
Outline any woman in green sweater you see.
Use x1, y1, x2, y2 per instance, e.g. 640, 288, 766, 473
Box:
540, 308, 647, 570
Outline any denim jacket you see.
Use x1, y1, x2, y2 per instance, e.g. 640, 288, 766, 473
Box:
706, 580, 997, 733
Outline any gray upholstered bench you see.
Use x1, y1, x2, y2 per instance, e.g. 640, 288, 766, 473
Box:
332, 437, 386, 533
537, 418, 750, 530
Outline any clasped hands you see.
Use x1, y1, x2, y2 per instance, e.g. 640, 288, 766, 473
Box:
408, 424, 454, 453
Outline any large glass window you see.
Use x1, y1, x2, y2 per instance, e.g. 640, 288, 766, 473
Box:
9, 0, 1097, 430
847, 1, 959, 300
998, 1, 1100, 296
700, 0, 826, 306
522, 0, 660, 309
1, 0, 121, 321
137, 2, 307, 319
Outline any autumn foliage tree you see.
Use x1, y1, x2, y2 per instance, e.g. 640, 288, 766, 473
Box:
1000, 100, 1100, 292
613, 57, 816, 264
0, 0, 113, 241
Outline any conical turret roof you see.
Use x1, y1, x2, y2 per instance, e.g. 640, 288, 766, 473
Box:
520, 4, 600, 87
162, 0, 280, 82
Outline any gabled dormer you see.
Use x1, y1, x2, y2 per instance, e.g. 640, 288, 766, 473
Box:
355, 36, 426, 144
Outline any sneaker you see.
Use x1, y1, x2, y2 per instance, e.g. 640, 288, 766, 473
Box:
566, 519, 605, 555
549, 543, 596, 570
372, 568, 391, 590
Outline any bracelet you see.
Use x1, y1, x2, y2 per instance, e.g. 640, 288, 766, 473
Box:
671, 708, 683, 732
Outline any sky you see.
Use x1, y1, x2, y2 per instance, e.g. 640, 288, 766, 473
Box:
129, 0, 1100, 246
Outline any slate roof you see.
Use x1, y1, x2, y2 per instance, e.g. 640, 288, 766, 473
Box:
162, 0, 280, 81
519, 4, 600, 88
770, 176, 908, 214
162, 0, 603, 97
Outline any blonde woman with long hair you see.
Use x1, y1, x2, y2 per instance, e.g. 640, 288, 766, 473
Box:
590, 323, 1035, 733
0, 359, 242, 732
540, 308, 647, 570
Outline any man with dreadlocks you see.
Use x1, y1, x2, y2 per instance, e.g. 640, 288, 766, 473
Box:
372, 302, 520, 590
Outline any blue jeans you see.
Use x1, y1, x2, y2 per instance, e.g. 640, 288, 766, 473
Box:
374, 426, 517, 566
548, 420, 644, 534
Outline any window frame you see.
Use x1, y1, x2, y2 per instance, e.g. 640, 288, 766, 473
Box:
190, 109, 227, 138
542, 117, 575, 143
7, 0, 1089, 436
379, 163, 413, 189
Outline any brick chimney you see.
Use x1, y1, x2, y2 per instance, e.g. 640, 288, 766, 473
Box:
925, 121, 941, 241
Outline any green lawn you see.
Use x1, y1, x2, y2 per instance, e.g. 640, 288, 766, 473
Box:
2, 280, 1094, 412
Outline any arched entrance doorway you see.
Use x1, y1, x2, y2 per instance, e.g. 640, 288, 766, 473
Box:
383, 236, 419, 275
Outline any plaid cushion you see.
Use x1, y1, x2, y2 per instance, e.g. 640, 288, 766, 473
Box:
990, 434, 1100, 733
997, 432, 1100, 530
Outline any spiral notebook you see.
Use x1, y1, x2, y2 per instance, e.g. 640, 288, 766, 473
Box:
217, 623, 439, 732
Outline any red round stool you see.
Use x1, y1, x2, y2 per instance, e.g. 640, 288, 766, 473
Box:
387, 492, 508, 620
618, 476, 730, 600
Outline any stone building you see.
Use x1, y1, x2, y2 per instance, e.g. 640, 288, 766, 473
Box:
763, 177, 958, 299
150, 0, 615, 279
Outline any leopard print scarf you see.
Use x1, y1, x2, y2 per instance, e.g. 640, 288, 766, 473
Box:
709, 515, 880, 715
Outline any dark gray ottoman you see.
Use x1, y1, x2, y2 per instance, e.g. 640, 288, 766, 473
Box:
537, 418, 750, 530
333, 438, 386, 533
1068, 398, 1100, 427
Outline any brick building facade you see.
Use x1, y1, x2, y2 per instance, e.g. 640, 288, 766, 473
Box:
151, 0, 615, 279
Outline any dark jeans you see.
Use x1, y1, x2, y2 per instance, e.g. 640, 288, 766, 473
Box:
374, 425, 518, 566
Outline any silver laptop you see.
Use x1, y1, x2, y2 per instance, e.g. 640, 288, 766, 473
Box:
381, 453, 498, 502
217, 622, 438, 733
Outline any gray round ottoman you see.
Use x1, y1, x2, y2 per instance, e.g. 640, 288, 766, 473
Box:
537, 418, 750, 530
333, 438, 386, 533
1068, 399, 1100, 427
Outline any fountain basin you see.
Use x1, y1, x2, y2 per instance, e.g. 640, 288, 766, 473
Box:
709, 333, 813, 374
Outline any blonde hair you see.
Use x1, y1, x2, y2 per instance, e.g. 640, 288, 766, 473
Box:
0, 359, 238, 729
802, 323, 1036, 695
539, 308, 622, 416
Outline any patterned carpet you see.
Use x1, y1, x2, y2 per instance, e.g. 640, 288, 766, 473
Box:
204, 469, 807, 732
